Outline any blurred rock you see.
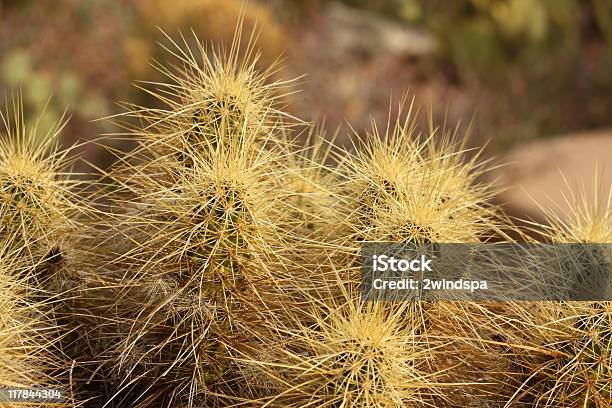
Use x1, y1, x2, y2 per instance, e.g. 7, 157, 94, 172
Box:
494, 130, 612, 221
325, 2, 438, 57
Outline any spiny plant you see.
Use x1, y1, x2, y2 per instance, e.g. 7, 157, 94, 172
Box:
418, 299, 537, 407
0, 97, 83, 273
0, 241, 78, 408
322, 102, 525, 406
115, 22, 295, 167
239, 270, 445, 407
107, 130, 293, 271
320, 101, 510, 302
332, 101, 505, 250
0, 95, 92, 361
280, 125, 337, 239
89, 26, 311, 408
540, 173, 611, 244
507, 297, 612, 408
507, 177, 612, 407
99, 126, 298, 408
0, 96, 96, 408
232, 250, 521, 406
43, 16, 609, 408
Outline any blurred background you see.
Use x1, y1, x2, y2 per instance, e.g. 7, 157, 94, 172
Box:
0, 0, 611, 221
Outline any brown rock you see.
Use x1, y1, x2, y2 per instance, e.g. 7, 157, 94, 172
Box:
493, 130, 612, 222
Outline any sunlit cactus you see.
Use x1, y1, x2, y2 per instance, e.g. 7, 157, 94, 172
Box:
280, 126, 337, 239
333, 102, 505, 248
86, 25, 313, 407
1, 13, 604, 408
239, 270, 444, 407
97, 127, 300, 407
0, 98, 82, 269
116, 24, 295, 167
508, 177, 612, 407
0, 241, 78, 408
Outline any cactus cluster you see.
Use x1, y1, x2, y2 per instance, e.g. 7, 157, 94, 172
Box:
0, 251, 62, 408
0, 101, 84, 407
507, 184, 612, 408
0, 24, 610, 408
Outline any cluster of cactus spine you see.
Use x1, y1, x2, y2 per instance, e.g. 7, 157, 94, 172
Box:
0, 249, 58, 408
0, 101, 85, 407
0, 100, 73, 257
0, 20, 610, 408
506, 180, 612, 407
332, 108, 503, 247
86, 25, 309, 407
257, 284, 440, 407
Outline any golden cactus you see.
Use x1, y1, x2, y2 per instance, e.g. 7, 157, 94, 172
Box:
0, 239, 78, 407
239, 268, 445, 407
1, 14, 603, 408
333, 102, 505, 248
87, 26, 311, 407
507, 176, 612, 407
0, 98, 82, 270
116, 25, 295, 168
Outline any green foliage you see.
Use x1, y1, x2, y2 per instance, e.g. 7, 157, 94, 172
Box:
0, 49, 110, 140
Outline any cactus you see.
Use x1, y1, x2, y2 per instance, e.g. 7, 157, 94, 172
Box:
0, 239, 78, 407
0, 98, 82, 269
87, 27, 310, 408
281, 125, 337, 238
240, 270, 444, 407
117, 25, 294, 168
0, 96, 99, 408
507, 177, 612, 407
98, 127, 299, 406
333, 103, 504, 248
0, 16, 606, 408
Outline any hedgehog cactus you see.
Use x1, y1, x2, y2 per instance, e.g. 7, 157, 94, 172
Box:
322, 105, 526, 407
0, 101, 79, 264
492, 176, 611, 407
280, 126, 337, 239
0, 18, 606, 408
0, 98, 90, 333
278, 302, 436, 407
103, 128, 295, 407
510, 180, 612, 408
238, 271, 444, 407
333, 105, 503, 248
560, 302, 612, 407
0, 240, 78, 408
119, 26, 293, 167
0, 99, 91, 408
93, 30, 308, 407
